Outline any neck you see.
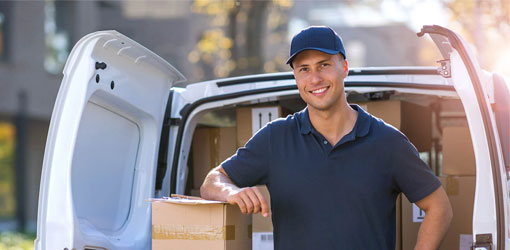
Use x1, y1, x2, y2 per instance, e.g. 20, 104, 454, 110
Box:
308, 101, 358, 145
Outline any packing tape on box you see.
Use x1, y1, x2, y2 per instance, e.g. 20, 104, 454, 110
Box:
153, 224, 235, 240
446, 176, 459, 195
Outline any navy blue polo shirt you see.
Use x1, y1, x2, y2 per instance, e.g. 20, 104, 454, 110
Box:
222, 105, 441, 250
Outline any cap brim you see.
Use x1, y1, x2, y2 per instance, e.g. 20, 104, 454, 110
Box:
286, 47, 340, 65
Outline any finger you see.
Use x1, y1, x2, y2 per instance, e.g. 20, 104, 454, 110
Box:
239, 191, 254, 214
253, 187, 270, 217
246, 188, 261, 214
235, 196, 248, 214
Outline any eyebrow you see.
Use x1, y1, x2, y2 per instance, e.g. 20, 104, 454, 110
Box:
296, 59, 331, 69
316, 59, 330, 65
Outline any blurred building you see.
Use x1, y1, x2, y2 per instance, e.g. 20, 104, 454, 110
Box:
0, 0, 431, 232
0, 0, 201, 232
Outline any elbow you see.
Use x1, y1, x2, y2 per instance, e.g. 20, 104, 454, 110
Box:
422, 193, 453, 229
199, 175, 211, 199
199, 167, 218, 199
432, 197, 453, 231
199, 166, 232, 201
199, 183, 211, 200
199, 185, 206, 199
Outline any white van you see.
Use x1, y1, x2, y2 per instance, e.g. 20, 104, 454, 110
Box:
35, 25, 510, 250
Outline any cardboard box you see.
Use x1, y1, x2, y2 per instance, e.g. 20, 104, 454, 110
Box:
252, 186, 273, 250
401, 195, 424, 250
356, 100, 432, 152
236, 106, 282, 148
236, 105, 295, 249
192, 127, 237, 189
252, 185, 272, 233
442, 127, 476, 175
152, 197, 252, 250
401, 176, 475, 250
236, 106, 279, 249
440, 176, 475, 250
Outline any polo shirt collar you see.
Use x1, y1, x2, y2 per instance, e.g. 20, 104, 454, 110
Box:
297, 104, 371, 138
297, 108, 313, 135
352, 104, 371, 137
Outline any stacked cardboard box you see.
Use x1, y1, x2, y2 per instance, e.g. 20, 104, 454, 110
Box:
442, 126, 476, 175
401, 176, 475, 250
152, 197, 252, 250
440, 126, 476, 249
173, 105, 282, 249
401, 126, 475, 250
401, 194, 421, 250
192, 126, 237, 192
440, 176, 475, 249
356, 100, 432, 152
252, 185, 273, 250
236, 105, 281, 250
251, 186, 272, 233
236, 106, 282, 148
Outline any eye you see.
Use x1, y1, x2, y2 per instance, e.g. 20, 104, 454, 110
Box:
321, 63, 330, 68
299, 67, 309, 72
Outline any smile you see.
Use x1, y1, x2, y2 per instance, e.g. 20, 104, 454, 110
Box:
310, 86, 329, 95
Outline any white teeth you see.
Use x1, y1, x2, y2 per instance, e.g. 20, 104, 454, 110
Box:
311, 87, 327, 94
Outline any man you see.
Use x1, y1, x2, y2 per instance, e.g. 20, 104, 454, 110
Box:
201, 26, 452, 249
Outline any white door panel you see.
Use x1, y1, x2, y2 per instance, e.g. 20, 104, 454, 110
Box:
36, 31, 185, 250
421, 25, 507, 249
450, 49, 498, 236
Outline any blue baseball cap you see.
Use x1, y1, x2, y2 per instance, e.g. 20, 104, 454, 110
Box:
286, 26, 346, 68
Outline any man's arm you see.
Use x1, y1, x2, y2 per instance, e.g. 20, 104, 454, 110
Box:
200, 165, 269, 217
414, 186, 453, 250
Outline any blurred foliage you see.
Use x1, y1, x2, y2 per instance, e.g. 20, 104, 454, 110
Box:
0, 123, 15, 219
0, 232, 35, 250
189, 0, 293, 80
443, 0, 510, 71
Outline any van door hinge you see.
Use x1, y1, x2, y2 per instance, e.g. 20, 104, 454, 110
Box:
167, 118, 181, 126
472, 233, 493, 250
437, 59, 451, 78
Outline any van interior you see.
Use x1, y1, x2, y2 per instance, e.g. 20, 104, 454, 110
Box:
183, 88, 474, 250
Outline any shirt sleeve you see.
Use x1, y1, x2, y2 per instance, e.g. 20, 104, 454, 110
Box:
391, 133, 441, 203
221, 123, 271, 187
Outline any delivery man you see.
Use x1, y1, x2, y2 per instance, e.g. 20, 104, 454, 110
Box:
201, 26, 452, 250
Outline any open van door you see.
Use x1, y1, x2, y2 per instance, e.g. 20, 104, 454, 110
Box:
418, 25, 508, 249
35, 31, 186, 250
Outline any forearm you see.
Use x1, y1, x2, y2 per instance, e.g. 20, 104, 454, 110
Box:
200, 166, 240, 201
414, 206, 452, 250
201, 166, 270, 216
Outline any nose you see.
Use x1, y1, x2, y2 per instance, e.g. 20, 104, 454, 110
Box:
309, 70, 323, 85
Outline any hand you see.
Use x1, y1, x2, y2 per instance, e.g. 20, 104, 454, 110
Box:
226, 186, 270, 217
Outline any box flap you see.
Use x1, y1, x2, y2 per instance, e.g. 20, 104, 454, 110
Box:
151, 197, 226, 205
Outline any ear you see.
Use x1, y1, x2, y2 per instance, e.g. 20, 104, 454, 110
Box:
343, 60, 349, 76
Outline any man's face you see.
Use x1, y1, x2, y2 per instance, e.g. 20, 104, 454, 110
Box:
292, 50, 348, 112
